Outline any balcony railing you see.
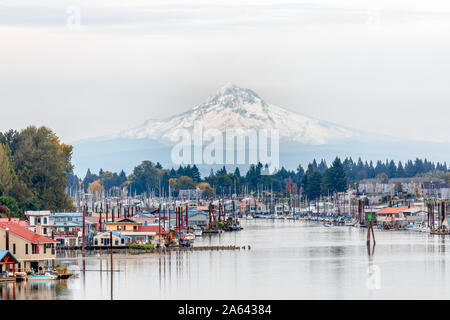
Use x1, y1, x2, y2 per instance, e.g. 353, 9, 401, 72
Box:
54, 231, 79, 237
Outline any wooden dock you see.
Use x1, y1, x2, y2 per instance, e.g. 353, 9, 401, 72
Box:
82, 245, 250, 255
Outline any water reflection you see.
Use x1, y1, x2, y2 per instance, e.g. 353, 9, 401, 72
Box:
0, 279, 70, 300
5, 221, 450, 299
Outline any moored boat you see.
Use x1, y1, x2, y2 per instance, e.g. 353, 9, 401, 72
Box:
27, 272, 58, 281
193, 226, 202, 237
15, 272, 27, 281
182, 233, 195, 241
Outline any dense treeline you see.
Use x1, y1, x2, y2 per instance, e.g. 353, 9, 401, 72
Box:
77, 156, 449, 201
0, 127, 75, 217
341, 157, 448, 181
3, 126, 447, 216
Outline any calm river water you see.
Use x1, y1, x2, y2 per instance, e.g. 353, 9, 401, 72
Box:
2, 219, 450, 299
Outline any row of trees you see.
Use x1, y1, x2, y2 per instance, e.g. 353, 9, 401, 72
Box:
0, 127, 75, 217
341, 157, 448, 181
76, 158, 450, 201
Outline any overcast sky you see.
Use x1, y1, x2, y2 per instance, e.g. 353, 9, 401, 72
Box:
1, 0, 450, 144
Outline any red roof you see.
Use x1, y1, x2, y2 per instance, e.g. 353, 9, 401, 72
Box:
0, 218, 29, 227
376, 206, 411, 215
137, 225, 167, 234
106, 218, 138, 225
0, 222, 57, 244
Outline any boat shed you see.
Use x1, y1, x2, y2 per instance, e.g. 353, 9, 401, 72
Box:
0, 250, 19, 278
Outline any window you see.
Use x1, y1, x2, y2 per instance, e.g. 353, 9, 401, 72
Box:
13, 243, 16, 255
44, 245, 47, 254
43, 228, 47, 235
32, 244, 38, 254
43, 218, 47, 225
121, 238, 125, 244
95, 239, 98, 245
25, 244, 28, 254
115, 240, 119, 246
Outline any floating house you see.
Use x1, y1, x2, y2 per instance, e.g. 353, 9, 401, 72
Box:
375, 206, 411, 224
105, 218, 157, 244
188, 212, 209, 227
89, 231, 131, 248
50, 212, 96, 247
0, 222, 57, 272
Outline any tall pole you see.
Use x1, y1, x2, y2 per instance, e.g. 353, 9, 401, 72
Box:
82, 206, 86, 249
5, 227, 9, 251
158, 205, 161, 235
51, 231, 55, 269
185, 205, 189, 230
163, 207, 166, 232
110, 230, 113, 300
209, 203, 212, 229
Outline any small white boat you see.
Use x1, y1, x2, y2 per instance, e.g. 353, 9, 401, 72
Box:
246, 215, 254, 220
193, 227, 202, 237
182, 233, 195, 241
324, 223, 332, 227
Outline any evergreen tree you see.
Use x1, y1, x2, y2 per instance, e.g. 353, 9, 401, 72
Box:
234, 167, 241, 178
321, 157, 348, 194
192, 164, 201, 182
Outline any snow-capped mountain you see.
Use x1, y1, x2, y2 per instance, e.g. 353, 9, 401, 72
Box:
120, 83, 356, 144
72, 83, 450, 177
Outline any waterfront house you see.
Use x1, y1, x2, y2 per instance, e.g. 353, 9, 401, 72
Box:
105, 218, 140, 232
401, 206, 428, 223
0, 222, 57, 272
375, 206, 410, 225
50, 212, 96, 247
188, 212, 209, 227
25, 210, 52, 237
89, 231, 130, 248
105, 218, 157, 243
239, 201, 266, 215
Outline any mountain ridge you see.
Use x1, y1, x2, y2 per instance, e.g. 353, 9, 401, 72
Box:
117, 83, 359, 145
